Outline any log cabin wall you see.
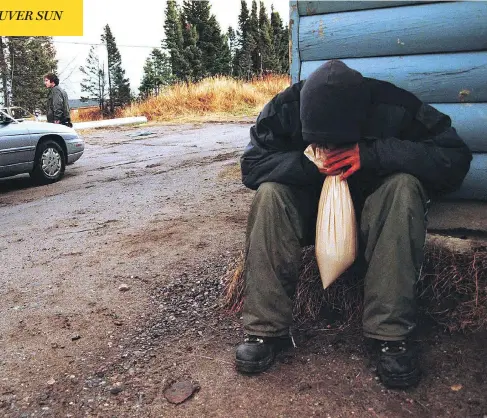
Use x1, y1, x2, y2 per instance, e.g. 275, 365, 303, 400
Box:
289, 1, 487, 200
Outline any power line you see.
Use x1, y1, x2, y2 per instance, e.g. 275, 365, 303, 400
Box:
58, 52, 82, 76
53, 40, 162, 49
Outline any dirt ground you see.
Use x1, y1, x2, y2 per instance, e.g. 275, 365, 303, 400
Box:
0, 123, 486, 418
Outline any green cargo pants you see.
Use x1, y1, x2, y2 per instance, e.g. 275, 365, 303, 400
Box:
242, 173, 428, 341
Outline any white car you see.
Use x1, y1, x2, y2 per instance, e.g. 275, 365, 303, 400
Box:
0, 109, 84, 184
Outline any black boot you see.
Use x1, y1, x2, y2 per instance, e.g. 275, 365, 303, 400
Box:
235, 335, 292, 374
377, 339, 421, 389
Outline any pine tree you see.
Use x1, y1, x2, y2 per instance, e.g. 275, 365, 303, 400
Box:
215, 26, 232, 76
151, 49, 174, 90
79, 46, 107, 111
181, 14, 203, 82
280, 25, 289, 73
101, 25, 131, 114
271, 7, 289, 73
163, 0, 186, 81
258, 2, 277, 75
182, 1, 231, 77
139, 49, 173, 98
7, 37, 30, 109
3, 36, 57, 112
249, 0, 260, 75
182, 0, 208, 77
227, 26, 238, 75
234, 0, 255, 79
204, 14, 231, 76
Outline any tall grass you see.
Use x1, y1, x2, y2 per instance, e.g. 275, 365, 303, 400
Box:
122, 75, 290, 123
71, 107, 121, 122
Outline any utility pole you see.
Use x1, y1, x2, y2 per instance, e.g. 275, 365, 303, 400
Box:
259, 52, 263, 77
105, 36, 113, 115
98, 60, 104, 112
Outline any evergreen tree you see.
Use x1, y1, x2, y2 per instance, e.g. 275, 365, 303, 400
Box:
280, 25, 289, 73
271, 7, 289, 73
79, 46, 107, 111
234, 0, 255, 79
238, 0, 252, 37
139, 49, 173, 98
181, 14, 203, 82
182, 0, 208, 77
7, 37, 30, 109
2, 36, 57, 112
182, 1, 231, 77
249, 0, 260, 74
258, 2, 278, 74
215, 27, 232, 76
101, 25, 131, 114
227, 26, 238, 75
205, 14, 231, 76
163, 0, 186, 81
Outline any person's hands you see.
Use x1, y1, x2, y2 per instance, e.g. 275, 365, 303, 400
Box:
318, 143, 361, 180
54, 120, 60, 124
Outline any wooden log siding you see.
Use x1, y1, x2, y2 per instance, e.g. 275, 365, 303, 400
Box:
300, 52, 487, 103
447, 154, 487, 201
292, 1, 487, 201
290, 1, 301, 86
299, 2, 487, 61
433, 104, 487, 153
297, 1, 427, 16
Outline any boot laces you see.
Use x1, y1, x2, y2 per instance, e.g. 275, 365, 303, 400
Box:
381, 340, 407, 353
244, 335, 264, 344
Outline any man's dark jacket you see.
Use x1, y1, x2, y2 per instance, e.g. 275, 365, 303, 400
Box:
240, 78, 472, 197
47, 85, 71, 124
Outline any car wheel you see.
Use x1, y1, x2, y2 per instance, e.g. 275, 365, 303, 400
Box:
31, 140, 66, 184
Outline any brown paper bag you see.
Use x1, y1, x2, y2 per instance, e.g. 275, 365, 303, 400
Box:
304, 145, 358, 289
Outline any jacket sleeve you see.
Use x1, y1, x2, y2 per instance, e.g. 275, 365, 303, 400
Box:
240, 90, 322, 190
359, 103, 472, 195
52, 88, 65, 121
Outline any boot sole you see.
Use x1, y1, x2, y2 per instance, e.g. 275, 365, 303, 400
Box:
235, 355, 274, 374
378, 366, 421, 389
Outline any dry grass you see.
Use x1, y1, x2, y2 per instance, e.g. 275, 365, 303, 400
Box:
122, 75, 290, 123
418, 239, 487, 331
71, 75, 289, 124
71, 107, 103, 122
218, 162, 242, 181
222, 238, 487, 332
71, 107, 126, 122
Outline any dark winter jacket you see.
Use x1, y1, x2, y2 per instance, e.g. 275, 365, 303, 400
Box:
240, 76, 472, 198
47, 85, 71, 124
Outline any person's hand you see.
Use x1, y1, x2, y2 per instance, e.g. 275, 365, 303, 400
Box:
54, 120, 60, 124
318, 143, 361, 180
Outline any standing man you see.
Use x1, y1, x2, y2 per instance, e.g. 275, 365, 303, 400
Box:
44, 73, 72, 127
235, 60, 472, 388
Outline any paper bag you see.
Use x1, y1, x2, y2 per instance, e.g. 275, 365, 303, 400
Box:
304, 145, 358, 289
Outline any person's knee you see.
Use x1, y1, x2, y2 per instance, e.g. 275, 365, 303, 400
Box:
387, 173, 422, 190
254, 182, 290, 208
383, 173, 427, 207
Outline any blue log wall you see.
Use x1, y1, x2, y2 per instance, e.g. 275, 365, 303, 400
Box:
299, 2, 487, 60
291, 1, 487, 201
301, 52, 487, 103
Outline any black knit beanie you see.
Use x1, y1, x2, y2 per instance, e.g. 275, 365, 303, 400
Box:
300, 60, 370, 146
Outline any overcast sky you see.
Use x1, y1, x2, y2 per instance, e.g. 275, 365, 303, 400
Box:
53, 0, 290, 99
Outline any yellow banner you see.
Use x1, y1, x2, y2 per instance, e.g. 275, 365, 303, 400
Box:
0, 0, 83, 36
